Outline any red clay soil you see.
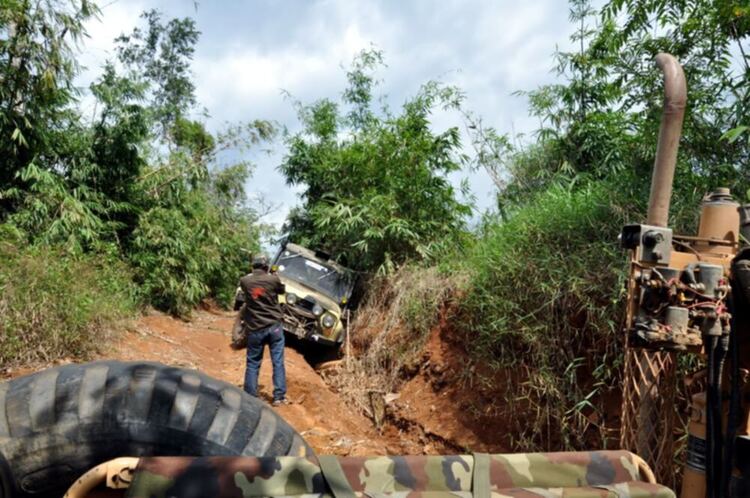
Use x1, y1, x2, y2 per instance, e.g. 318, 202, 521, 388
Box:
111, 307, 420, 456
1, 307, 506, 457
388, 320, 511, 453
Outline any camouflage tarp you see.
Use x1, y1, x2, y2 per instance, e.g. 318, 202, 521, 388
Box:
124, 451, 675, 498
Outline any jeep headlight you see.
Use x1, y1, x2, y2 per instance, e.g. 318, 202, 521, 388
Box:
286, 293, 298, 305
321, 313, 336, 329
312, 303, 324, 316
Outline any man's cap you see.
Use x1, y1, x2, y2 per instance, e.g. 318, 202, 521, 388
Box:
252, 254, 270, 269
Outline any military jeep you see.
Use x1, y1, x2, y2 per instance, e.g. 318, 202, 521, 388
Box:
272, 242, 354, 348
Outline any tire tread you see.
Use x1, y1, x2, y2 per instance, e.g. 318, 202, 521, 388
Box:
0, 361, 310, 498
77, 364, 108, 423
28, 371, 57, 431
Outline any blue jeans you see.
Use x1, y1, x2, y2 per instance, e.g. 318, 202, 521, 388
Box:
243, 322, 287, 401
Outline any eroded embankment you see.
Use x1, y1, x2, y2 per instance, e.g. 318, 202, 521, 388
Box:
322, 312, 511, 455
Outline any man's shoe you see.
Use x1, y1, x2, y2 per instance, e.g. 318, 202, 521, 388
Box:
272, 398, 291, 407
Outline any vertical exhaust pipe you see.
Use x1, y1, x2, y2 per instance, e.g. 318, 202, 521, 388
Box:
647, 53, 687, 227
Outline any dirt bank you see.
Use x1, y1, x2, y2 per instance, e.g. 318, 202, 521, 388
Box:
371, 322, 510, 453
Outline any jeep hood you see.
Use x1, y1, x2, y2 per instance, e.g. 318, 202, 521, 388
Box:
279, 277, 342, 313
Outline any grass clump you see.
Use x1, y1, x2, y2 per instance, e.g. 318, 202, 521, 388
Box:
0, 227, 137, 367
353, 266, 456, 379
457, 180, 635, 451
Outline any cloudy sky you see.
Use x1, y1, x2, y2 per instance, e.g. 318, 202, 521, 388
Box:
78, 0, 581, 228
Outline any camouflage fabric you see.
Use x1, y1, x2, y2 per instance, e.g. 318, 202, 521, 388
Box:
124, 451, 675, 498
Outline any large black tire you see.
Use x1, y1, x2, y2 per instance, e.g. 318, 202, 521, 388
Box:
0, 361, 312, 498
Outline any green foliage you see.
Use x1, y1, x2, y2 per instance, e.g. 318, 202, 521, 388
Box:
2, 59, 150, 253
86, 62, 149, 206
104, 13, 269, 313
130, 163, 261, 315
0, 225, 137, 366
0, 3, 270, 318
0, 0, 99, 216
4, 163, 112, 252
115, 9, 199, 137
458, 182, 632, 450
595, 0, 750, 185
280, 49, 471, 274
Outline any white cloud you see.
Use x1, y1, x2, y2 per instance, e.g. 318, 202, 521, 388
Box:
80, 0, 578, 231
79, 1, 145, 84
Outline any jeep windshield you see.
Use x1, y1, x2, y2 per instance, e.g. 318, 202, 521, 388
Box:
275, 252, 352, 302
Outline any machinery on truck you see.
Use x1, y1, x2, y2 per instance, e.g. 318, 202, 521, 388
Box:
0, 53, 745, 498
616, 54, 750, 498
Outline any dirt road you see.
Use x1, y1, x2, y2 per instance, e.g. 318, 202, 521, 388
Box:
0, 306, 505, 456
110, 307, 426, 456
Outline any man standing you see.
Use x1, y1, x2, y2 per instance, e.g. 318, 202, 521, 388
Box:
239, 254, 289, 406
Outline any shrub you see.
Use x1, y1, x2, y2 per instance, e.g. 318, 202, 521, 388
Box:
280, 50, 471, 274
128, 192, 258, 316
0, 228, 137, 367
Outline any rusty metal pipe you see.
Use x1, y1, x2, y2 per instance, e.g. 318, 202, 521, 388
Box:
647, 53, 687, 227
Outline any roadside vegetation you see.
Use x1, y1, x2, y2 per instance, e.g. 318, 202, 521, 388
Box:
451, 0, 750, 451
0, 2, 268, 364
0, 226, 136, 366
326, 265, 457, 418
2, 0, 749, 457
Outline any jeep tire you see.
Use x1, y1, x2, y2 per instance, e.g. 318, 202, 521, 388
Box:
0, 361, 311, 498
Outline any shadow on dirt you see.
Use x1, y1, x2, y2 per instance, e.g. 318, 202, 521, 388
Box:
283, 335, 342, 367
